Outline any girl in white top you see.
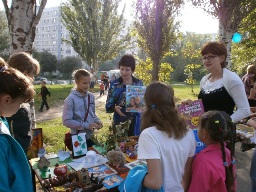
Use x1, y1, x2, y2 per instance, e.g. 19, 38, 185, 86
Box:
137, 82, 197, 192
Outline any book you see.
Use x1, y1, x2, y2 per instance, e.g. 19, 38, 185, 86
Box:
126, 85, 146, 113
87, 164, 117, 179
177, 99, 204, 130
177, 99, 206, 154
124, 160, 147, 169
103, 174, 124, 189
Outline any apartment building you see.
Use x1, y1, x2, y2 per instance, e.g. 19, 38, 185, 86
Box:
33, 7, 78, 60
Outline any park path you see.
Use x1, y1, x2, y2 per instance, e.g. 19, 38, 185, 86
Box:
35, 91, 107, 122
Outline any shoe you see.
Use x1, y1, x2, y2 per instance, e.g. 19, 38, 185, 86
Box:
46, 108, 49, 110
38, 109, 43, 112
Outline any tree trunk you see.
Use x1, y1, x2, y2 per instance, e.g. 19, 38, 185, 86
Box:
218, 23, 233, 69
2, 0, 47, 129
152, 59, 159, 81
2, 0, 47, 55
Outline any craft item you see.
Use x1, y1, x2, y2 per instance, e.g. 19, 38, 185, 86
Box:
53, 163, 68, 176
37, 156, 50, 170
107, 147, 126, 167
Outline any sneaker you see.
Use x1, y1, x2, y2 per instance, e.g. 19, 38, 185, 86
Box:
38, 109, 43, 112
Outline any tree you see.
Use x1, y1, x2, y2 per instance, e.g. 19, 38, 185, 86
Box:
2, 0, 47, 55
134, 0, 182, 81
135, 57, 174, 85
0, 10, 9, 55
61, 0, 130, 72
58, 56, 82, 82
38, 51, 58, 73
191, 0, 256, 68
232, 9, 256, 75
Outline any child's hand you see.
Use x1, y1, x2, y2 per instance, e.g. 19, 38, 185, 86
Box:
96, 121, 103, 129
89, 123, 99, 131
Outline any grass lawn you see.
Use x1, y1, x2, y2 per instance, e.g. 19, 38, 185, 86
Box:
35, 83, 200, 153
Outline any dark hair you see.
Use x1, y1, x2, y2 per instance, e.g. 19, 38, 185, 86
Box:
8, 52, 40, 76
73, 69, 91, 81
201, 42, 227, 68
199, 110, 235, 191
141, 81, 187, 139
0, 57, 35, 103
118, 54, 135, 72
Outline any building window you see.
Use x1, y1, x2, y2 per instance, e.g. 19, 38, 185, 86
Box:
52, 18, 56, 23
52, 41, 56, 45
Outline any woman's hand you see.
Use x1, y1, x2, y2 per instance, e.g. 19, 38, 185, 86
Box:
115, 105, 125, 117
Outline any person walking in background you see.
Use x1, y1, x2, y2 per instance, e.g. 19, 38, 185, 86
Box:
137, 82, 196, 191
38, 81, 51, 112
242, 63, 256, 107
188, 111, 236, 192
6, 52, 40, 155
99, 81, 105, 96
110, 73, 116, 83
106, 54, 143, 136
62, 69, 103, 147
0, 58, 35, 191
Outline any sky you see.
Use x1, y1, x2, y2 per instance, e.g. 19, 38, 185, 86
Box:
1, 0, 219, 34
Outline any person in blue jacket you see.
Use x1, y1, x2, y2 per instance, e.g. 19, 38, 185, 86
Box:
0, 58, 35, 191
106, 54, 143, 136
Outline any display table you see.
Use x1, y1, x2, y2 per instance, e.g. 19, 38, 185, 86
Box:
29, 152, 130, 192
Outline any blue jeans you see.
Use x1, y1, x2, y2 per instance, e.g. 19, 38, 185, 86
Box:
251, 149, 256, 192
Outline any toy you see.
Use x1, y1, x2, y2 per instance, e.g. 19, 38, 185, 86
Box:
54, 163, 68, 176
107, 147, 126, 168
37, 155, 50, 170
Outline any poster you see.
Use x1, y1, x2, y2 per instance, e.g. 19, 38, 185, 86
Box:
72, 132, 87, 158
177, 99, 206, 154
126, 85, 146, 113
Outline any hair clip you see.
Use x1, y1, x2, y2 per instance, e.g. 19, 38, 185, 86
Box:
151, 104, 156, 109
231, 159, 236, 165
215, 120, 219, 124
223, 162, 228, 167
0, 66, 7, 72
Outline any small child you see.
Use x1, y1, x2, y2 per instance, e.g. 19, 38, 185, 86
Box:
38, 81, 51, 112
0, 58, 35, 191
188, 110, 236, 192
62, 69, 103, 148
99, 81, 105, 96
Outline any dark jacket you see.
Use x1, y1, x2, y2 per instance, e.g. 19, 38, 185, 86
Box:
40, 86, 50, 98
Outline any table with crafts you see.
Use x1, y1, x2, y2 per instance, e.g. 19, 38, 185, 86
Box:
29, 139, 143, 192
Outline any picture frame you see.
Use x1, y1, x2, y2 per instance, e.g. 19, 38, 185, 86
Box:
71, 132, 88, 158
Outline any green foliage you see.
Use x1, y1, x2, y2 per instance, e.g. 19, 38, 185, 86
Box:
33, 50, 58, 73
58, 56, 83, 78
232, 8, 256, 75
134, 0, 181, 81
184, 64, 201, 92
135, 58, 173, 85
61, 0, 130, 71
